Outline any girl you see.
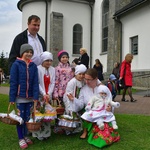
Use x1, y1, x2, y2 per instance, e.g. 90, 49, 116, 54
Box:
32, 51, 56, 140
63, 64, 87, 114
93, 59, 104, 81
9, 44, 39, 149
53, 50, 73, 105
57, 64, 87, 135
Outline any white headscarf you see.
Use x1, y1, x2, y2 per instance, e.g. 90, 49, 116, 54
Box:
40, 51, 53, 64
75, 64, 87, 75
97, 85, 112, 99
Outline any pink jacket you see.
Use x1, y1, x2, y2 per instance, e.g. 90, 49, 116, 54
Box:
53, 62, 73, 98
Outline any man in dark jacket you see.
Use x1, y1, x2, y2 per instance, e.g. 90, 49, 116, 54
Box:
9, 15, 46, 71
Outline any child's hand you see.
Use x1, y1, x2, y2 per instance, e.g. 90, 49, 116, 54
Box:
115, 102, 120, 108
85, 105, 91, 111
67, 93, 74, 101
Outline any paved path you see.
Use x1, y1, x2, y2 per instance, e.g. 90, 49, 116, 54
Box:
0, 86, 150, 115
0, 86, 10, 95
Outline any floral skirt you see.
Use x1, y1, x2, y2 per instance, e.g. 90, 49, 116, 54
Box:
87, 122, 120, 148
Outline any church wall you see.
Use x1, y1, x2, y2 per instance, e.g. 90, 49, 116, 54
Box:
92, 0, 108, 72
120, 5, 150, 71
51, 0, 91, 63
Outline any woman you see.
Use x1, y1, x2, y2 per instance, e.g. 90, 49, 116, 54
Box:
93, 59, 104, 81
78, 48, 89, 69
68, 68, 120, 148
119, 53, 136, 102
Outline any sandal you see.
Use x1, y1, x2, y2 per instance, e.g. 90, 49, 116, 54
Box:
19, 139, 28, 149
121, 99, 129, 102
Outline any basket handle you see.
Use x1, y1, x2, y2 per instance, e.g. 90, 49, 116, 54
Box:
7, 103, 17, 115
53, 98, 61, 107
32, 101, 37, 123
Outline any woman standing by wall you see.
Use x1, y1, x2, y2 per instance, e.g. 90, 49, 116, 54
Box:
93, 59, 104, 81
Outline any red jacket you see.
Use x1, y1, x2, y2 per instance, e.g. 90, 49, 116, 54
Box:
120, 60, 132, 86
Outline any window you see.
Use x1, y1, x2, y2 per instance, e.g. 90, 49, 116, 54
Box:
73, 24, 82, 54
102, 0, 109, 52
130, 36, 138, 55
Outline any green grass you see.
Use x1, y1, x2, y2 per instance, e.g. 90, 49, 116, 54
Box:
0, 94, 150, 150
0, 82, 10, 87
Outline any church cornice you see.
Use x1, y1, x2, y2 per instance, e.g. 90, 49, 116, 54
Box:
114, 0, 148, 18
17, 0, 95, 11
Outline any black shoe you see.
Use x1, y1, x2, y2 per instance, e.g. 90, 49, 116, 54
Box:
131, 99, 137, 102
121, 99, 129, 102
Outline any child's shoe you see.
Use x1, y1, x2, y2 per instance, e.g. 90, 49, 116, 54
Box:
24, 137, 33, 145
19, 139, 28, 149
99, 123, 104, 130
112, 124, 118, 130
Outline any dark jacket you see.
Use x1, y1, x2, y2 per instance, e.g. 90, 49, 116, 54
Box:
93, 65, 104, 81
9, 58, 39, 102
78, 53, 89, 69
9, 29, 46, 71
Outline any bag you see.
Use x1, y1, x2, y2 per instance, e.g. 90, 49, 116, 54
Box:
119, 78, 125, 89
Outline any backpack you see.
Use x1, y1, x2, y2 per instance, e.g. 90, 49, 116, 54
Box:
106, 81, 117, 100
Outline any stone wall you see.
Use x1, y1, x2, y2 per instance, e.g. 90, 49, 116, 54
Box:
50, 12, 63, 66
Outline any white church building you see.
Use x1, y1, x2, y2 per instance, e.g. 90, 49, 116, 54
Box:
17, 0, 150, 88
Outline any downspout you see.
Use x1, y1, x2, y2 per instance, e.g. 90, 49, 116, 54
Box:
45, 0, 49, 50
89, 2, 93, 68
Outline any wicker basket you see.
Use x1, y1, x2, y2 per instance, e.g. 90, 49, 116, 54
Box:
0, 103, 19, 125
53, 99, 65, 115
26, 121, 42, 132
0, 115, 19, 125
26, 101, 42, 132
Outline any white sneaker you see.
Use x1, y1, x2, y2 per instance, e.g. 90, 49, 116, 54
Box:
112, 124, 118, 130
98, 123, 104, 130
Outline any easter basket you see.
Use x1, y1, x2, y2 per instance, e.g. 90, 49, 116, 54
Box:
52, 99, 65, 115
26, 121, 42, 132
0, 103, 20, 125
26, 101, 42, 132
58, 114, 81, 131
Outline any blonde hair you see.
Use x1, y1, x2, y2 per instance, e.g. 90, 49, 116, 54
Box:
125, 53, 133, 63
80, 48, 87, 53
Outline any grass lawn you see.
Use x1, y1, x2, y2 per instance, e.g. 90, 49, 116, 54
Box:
0, 94, 150, 150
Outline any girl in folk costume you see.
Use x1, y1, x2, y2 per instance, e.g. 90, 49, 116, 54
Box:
32, 51, 56, 140
9, 44, 39, 149
63, 64, 87, 114
53, 50, 74, 105
56, 64, 87, 135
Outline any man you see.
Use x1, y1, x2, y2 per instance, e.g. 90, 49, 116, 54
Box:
9, 15, 46, 70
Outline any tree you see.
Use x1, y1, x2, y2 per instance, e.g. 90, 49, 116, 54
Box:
0, 52, 9, 76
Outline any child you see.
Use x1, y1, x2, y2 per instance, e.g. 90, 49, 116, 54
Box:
81, 85, 120, 131
53, 50, 74, 105
32, 51, 56, 140
9, 44, 39, 149
63, 64, 87, 115
106, 74, 118, 101
56, 64, 87, 135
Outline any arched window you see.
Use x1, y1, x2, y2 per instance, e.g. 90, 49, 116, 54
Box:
73, 24, 82, 54
102, 0, 109, 52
